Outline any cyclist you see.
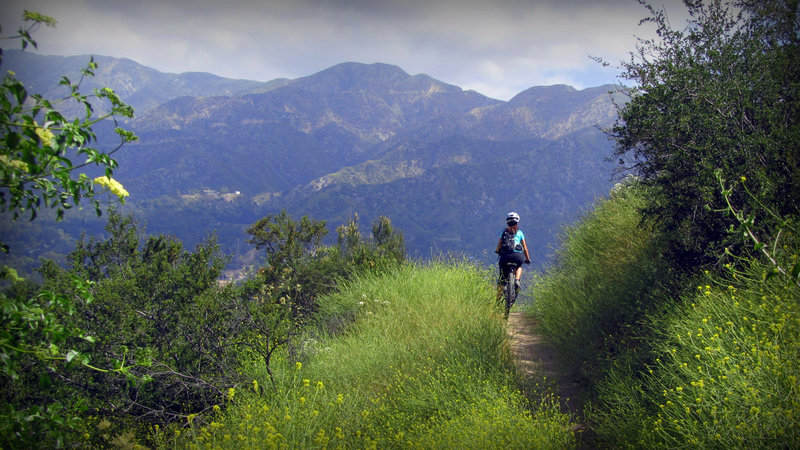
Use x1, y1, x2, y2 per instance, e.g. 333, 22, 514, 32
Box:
495, 212, 531, 291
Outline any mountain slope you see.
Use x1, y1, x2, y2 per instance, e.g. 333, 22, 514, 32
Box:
3, 50, 284, 113
114, 62, 502, 198
2, 53, 623, 269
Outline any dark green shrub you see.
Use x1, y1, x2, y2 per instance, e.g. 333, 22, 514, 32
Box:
611, 0, 800, 268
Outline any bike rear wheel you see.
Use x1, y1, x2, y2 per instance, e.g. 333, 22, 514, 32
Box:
503, 266, 516, 317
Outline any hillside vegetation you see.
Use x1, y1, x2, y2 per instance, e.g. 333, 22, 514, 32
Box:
529, 183, 799, 447
159, 262, 573, 449
529, 1, 799, 447
3, 1, 798, 447
1, 13, 576, 447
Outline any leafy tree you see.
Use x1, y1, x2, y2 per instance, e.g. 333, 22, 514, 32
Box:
0, 11, 137, 227
247, 209, 328, 275
34, 213, 237, 425
246, 211, 405, 350
0, 11, 137, 446
247, 211, 406, 318
371, 215, 406, 263
338, 213, 406, 270
610, 0, 799, 267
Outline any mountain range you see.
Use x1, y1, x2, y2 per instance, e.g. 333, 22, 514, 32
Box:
1, 50, 626, 272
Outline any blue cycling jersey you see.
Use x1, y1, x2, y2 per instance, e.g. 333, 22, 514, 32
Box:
501, 229, 525, 252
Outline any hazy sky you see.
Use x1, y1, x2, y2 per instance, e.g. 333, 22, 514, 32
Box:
0, 0, 689, 100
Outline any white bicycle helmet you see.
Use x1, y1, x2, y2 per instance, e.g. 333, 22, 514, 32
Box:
506, 211, 520, 225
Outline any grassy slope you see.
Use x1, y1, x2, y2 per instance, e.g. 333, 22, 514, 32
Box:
527, 184, 800, 448
166, 261, 573, 448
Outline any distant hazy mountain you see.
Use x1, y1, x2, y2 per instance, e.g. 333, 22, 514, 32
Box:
2, 51, 625, 270
3, 50, 288, 113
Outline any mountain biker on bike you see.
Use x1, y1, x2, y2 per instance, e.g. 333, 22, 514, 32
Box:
495, 212, 531, 291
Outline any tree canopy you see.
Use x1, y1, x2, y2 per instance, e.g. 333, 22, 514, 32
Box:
611, 0, 799, 266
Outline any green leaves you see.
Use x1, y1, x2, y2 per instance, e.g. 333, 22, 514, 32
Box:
716, 168, 799, 288
1, 29, 137, 226
611, 0, 800, 267
0, 275, 96, 379
0, 11, 139, 446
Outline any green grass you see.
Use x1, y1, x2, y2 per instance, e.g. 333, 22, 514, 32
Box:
591, 254, 800, 448
527, 184, 672, 376
527, 183, 800, 447
163, 261, 574, 448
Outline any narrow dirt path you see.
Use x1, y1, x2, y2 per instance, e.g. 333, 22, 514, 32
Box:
506, 311, 593, 447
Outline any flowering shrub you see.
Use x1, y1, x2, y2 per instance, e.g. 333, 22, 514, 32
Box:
593, 250, 800, 448
1, 11, 137, 447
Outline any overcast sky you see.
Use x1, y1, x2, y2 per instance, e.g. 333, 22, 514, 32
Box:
0, 0, 689, 100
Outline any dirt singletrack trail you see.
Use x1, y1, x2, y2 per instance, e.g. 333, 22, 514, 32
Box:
505, 311, 593, 447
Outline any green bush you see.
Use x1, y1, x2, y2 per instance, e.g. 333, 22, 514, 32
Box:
247, 211, 405, 329
611, 0, 800, 267
167, 262, 574, 449
29, 213, 237, 430
1, 208, 408, 446
529, 179, 800, 447
529, 183, 674, 379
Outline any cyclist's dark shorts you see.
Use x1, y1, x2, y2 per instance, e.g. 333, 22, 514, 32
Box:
498, 252, 525, 280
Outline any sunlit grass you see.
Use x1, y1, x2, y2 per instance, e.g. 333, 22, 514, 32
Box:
593, 257, 800, 447
527, 184, 670, 373
161, 260, 574, 448
528, 182, 800, 447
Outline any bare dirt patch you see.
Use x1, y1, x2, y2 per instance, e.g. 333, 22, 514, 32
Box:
506, 311, 593, 447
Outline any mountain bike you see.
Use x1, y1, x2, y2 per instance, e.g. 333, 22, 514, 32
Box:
498, 259, 520, 318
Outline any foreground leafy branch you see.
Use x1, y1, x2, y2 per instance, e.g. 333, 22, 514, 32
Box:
1, 11, 137, 226
1, 10, 140, 447
715, 169, 800, 288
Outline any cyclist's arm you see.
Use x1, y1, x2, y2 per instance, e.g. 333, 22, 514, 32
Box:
522, 238, 531, 262
495, 238, 502, 254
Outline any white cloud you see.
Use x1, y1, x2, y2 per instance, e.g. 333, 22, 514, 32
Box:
0, 0, 687, 100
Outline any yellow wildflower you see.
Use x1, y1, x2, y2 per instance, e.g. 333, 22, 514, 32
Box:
33, 126, 56, 147
35, 126, 56, 147
0, 155, 29, 172
93, 176, 129, 199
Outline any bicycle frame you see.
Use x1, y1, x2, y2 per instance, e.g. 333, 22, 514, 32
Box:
499, 260, 519, 317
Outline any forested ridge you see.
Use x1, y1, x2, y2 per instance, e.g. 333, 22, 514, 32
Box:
2, 1, 799, 448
